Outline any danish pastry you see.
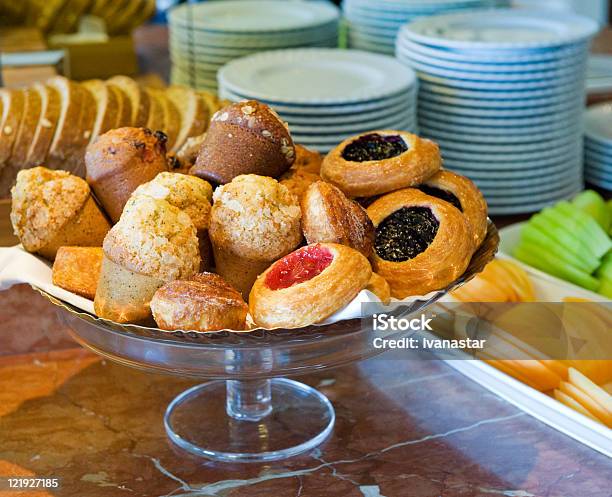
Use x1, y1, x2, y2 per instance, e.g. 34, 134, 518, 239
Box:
279, 144, 323, 200
151, 273, 248, 332
367, 189, 472, 298
190, 100, 295, 184
417, 170, 488, 250
301, 181, 374, 256
10, 167, 110, 260
52, 246, 103, 299
321, 130, 441, 198
366, 272, 391, 305
249, 243, 372, 329
209, 174, 302, 297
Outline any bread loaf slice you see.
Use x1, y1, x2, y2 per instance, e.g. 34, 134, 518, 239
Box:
144, 88, 165, 132
10, 87, 42, 167
0, 89, 25, 169
71, 84, 98, 177
46, 76, 86, 169
106, 83, 132, 128
27, 83, 61, 168
107, 75, 149, 126
157, 91, 181, 151
167, 85, 209, 153
83, 79, 119, 144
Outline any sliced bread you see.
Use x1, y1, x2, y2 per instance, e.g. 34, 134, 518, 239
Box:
0, 89, 25, 168
71, 84, 98, 176
157, 91, 181, 151
27, 83, 61, 168
10, 88, 43, 168
82, 79, 119, 144
144, 88, 165, 132
167, 85, 209, 153
107, 75, 149, 126
46, 76, 86, 169
106, 82, 132, 128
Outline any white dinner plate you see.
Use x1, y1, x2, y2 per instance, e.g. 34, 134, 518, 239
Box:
402, 9, 598, 51
288, 112, 414, 134
439, 143, 579, 165
219, 49, 416, 104
584, 138, 612, 154
417, 89, 583, 109
169, 1, 339, 33
444, 157, 581, 179
583, 102, 612, 146
292, 122, 416, 145
436, 135, 580, 155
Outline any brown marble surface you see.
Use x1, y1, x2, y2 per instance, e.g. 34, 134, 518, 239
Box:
1, 338, 611, 497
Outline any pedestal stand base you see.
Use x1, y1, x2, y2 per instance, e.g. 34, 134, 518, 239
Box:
164, 378, 335, 462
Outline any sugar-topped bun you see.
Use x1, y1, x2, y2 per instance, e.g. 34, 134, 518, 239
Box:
103, 195, 200, 281
151, 272, 248, 332
11, 167, 110, 259
132, 172, 213, 231
210, 174, 302, 296
190, 100, 295, 184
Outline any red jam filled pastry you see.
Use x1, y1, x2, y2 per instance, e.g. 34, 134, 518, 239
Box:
367, 189, 473, 298
321, 130, 441, 198
249, 243, 372, 329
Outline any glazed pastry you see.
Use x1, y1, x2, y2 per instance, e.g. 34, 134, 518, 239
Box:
321, 130, 441, 198
10, 167, 110, 260
417, 170, 488, 250
301, 181, 374, 257
366, 272, 391, 305
52, 246, 103, 299
279, 144, 322, 200
367, 189, 472, 298
85, 127, 169, 222
94, 195, 200, 323
249, 243, 372, 329
151, 272, 248, 332
209, 174, 302, 297
190, 100, 295, 184
132, 172, 214, 270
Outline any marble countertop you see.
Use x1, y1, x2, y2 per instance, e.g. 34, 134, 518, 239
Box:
1, 285, 611, 497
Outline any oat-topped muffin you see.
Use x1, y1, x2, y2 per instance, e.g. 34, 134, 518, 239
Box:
132, 172, 213, 231
104, 195, 200, 282
209, 174, 302, 296
11, 167, 110, 259
190, 100, 295, 184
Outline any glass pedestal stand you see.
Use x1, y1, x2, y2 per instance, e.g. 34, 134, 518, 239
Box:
46, 219, 497, 463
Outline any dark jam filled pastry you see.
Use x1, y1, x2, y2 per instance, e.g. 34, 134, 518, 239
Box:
249, 243, 372, 329
367, 189, 473, 298
321, 130, 441, 198
301, 181, 374, 257
417, 170, 488, 250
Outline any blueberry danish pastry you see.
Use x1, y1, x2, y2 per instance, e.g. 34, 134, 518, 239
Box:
367, 189, 472, 298
417, 170, 487, 250
321, 130, 441, 198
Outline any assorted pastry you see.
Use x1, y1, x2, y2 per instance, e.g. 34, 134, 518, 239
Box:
10, 98, 489, 332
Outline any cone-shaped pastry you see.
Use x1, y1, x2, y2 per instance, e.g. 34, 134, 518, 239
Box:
190, 100, 295, 184
94, 195, 200, 323
10, 167, 110, 260
132, 172, 213, 270
85, 127, 169, 223
209, 174, 302, 297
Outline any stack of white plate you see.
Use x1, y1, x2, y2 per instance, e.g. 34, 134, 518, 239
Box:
584, 103, 612, 190
396, 9, 599, 215
168, 0, 339, 92
342, 0, 506, 55
218, 48, 417, 152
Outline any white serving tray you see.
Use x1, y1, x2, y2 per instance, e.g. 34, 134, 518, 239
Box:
446, 221, 611, 458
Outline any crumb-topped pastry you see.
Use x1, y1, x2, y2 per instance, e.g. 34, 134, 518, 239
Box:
85, 127, 169, 222
94, 196, 200, 323
249, 243, 372, 329
11, 167, 110, 260
301, 181, 374, 257
321, 130, 441, 198
132, 172, 214, 270
151, 272, 248, 332
417, 170, 488, 250
367, 189, 472, 298
210, 174, 302, 296
190, 100, 295, 184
